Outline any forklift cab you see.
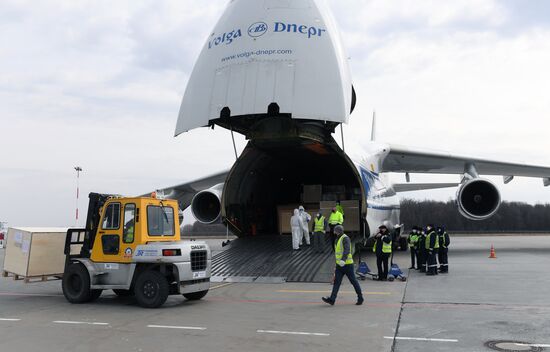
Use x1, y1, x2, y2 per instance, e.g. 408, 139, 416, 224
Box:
89, 197, 181, 263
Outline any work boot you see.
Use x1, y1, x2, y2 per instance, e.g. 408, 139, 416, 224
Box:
408, 266, 415, 269
356, 297, 364, 306
322, 297, 335, 306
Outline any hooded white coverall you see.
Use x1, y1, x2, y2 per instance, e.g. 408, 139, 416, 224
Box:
291, 209, 302, 250
298, 206, 311, 246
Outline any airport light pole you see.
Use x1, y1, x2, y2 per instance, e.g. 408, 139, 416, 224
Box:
74, 166, 82, 226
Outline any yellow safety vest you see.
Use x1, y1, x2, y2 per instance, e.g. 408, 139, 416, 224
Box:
336, 205, 345, 216
425, 231, 440, 250
328, 211, 343, 225
409, 234, 418, 248
314, 216, 325, 232
373, 237, 392, 254
335, 234, 354, 265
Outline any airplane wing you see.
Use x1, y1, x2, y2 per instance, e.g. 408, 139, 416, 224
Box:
146, 171, 229, 209
393, 183, 459, 193
383, 144, 550, 186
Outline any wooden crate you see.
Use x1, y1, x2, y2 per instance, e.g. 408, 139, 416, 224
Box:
2, 227, 68, 280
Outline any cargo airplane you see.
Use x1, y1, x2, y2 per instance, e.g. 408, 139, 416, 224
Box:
155, 0, 550, 242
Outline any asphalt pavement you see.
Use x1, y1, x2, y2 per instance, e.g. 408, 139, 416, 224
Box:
0, 235, 549, 352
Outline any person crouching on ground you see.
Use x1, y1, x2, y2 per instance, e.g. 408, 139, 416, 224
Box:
322, 225, 363, 306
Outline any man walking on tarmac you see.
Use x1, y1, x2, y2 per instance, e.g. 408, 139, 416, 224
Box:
437, 226, 450, 273
417, 228, 427, 272
407, 227, 419, 269
373, 225, 392, 281
425, 225, 439, 275
322, 225, 363, 306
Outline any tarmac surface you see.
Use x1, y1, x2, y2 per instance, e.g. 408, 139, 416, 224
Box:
1, 235, 549, 352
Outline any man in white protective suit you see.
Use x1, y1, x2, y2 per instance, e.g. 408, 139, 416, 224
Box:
298, 205, 311, 247
290, 209, 302, 251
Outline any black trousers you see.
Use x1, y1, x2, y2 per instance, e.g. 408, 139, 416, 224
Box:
330, 264, 363, 301
418, 250, 426, 272
410, 247, 417, 268
427, 249, 439, 275
376, 253, 390, 280
438, 247, 449, 272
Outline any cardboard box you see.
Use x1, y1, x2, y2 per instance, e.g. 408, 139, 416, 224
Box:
3, 227, 68, 278
303, 185, 322, 203
320, 200, 361, 232
277, 205, 319, 234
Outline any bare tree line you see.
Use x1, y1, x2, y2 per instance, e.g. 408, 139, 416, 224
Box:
400, 199, 550, 232
181, 200, 550, 235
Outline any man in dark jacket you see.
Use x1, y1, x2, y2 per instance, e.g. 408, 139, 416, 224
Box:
437, 226, 450, 273
417, 228, 427, 272
425, 225, 439, 276
373, 225, 392, 281
407, 226, 419, 269
322, 225, 363, 306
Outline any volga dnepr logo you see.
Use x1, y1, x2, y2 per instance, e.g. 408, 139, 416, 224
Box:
208, 21, 326, 50
248, 22, 268, 37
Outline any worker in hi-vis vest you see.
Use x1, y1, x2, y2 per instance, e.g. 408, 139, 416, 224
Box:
437, 226, 450, 273
328, 207, 344, 250
373, 225, 392, 281
407, 226, 419, 269
311, 212, 327, 253
322, 225, 363, 306
425, 225, 439, 276
417, 228, 427, 272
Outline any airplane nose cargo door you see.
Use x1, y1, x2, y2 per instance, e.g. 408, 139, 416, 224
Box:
211, 61, 296, 121
220, 131, 366, 238
175, 0, 353, 136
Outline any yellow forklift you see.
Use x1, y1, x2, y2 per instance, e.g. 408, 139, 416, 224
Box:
63, 193, 211, 308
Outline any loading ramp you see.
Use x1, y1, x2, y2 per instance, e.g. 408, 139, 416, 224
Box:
211, 236, 336, 283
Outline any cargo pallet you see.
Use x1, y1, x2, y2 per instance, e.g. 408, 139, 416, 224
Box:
2, 270, 62, 283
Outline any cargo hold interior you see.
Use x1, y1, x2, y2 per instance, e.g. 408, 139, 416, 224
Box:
221, 138, 365, 237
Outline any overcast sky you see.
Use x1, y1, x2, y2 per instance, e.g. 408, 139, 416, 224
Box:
1, 0, 550, 227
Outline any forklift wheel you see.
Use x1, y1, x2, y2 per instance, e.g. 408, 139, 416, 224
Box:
62, 263, 93, 303
113, 289, 133, 297
134, 270, 169, 308
183, 290, 209, 301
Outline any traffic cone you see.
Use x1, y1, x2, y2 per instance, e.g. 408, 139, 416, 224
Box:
489, 245, 497, 259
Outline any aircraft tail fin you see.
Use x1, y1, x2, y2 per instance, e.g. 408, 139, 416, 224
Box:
370, 111, 376, 141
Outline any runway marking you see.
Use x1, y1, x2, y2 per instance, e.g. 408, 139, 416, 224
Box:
277, 290, 391, 295
384, 336, 458, 343
210, 283, 232, 290
147, 325, 207, 331
53, 321, 109, 326
516, 343, 550, 348
257, 329, 330, 337
0, 292, 63, 297
0, 318, 21, 321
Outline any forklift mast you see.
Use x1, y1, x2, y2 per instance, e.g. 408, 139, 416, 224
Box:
79, 193, 117, 257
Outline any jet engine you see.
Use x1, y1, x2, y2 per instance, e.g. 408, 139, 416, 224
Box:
456, 178, 501, 220
191, 184, 224, 224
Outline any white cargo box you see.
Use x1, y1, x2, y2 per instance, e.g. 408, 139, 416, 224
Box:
2, 227, 68, 282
